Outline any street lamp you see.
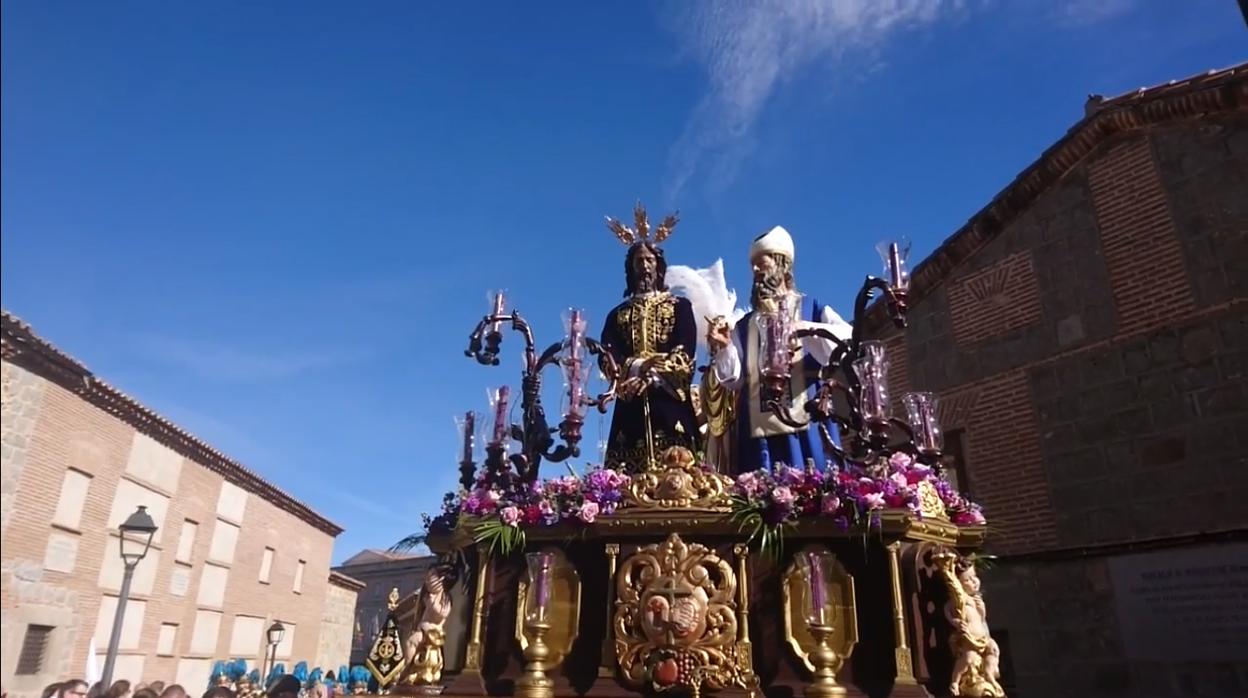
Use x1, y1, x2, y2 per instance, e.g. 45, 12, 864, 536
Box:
263, 620, 286, 688
100, 506, 158, 688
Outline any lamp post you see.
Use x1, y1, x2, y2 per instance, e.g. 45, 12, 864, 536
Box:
99, 506, 157, 689
263, 620, 286, 688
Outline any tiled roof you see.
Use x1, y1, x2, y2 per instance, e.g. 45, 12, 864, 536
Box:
861, 62, 1248, 335
1, 309, 344, 536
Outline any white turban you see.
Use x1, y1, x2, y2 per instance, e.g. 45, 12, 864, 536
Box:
749, 225, 794, 261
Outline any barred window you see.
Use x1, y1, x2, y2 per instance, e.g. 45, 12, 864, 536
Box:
16, 624, 54, 675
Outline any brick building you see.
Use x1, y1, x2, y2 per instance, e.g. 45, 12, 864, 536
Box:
1, 311, 358, 696
863, 65, 1247, 696
332, 549, 434, 665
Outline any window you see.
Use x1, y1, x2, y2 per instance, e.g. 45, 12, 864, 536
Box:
208, 519, 240, 565
16, 624, 53, 675
942, 428, 971, 496
292, 560, 306, 594
259, 547, 275, 584
157, 623, 179, 656
52, 469, 92, 530
176, 520, 198, 563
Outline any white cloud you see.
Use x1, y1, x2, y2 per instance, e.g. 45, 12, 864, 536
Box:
131, 333, 345, 381
662, 0, 970, 201
1052, 0, 1134, 27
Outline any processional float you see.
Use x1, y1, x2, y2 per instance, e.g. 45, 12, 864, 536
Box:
380, 204, 1005, 698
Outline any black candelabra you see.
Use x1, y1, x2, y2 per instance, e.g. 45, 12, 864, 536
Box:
760, 257, 945, 473
464, 305, 618, 485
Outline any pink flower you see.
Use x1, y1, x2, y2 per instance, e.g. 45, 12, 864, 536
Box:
772, 486, 796, 505
890, 472, 910, 490
578, 501, 600, 523
889, 452, 914, 469
862, 492, 886, 510
486, 489, 502, 504
500, 506, 521, 527
821, 495, 841, 515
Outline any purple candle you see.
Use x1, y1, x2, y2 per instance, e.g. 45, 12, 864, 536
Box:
460, 410, 475, 463
491, 385, 510, 446
535, 553, 551, 610
888, 242, 903, 289
808, 552, 827, 611
564, 309, 586, 418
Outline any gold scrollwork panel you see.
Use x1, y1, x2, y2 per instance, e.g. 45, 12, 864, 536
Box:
782, 545, 858, 672
515, 547, 582, 666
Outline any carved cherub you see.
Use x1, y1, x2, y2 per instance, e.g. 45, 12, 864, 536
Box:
403, 564, 457, 687
938, 554, 1005, 697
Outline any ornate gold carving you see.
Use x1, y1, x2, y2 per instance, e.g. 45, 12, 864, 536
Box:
624, 446, 733, 510
934, 552, 1005, 697
885, 542, 918, 685
605, 202, 679, 246
403, 565, 455, 688
463, 549, 491, 673
601, 544, 621, 677
781, 547, 857, 674
613, 534, 748, 692
916, 481, 948, 520
617, 292, 679, 356
515, 548, 581, 665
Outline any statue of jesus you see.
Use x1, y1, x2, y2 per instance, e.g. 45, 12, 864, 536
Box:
599, 204, 701, 472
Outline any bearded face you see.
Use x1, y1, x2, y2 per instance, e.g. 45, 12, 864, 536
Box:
750, 253, 793, 311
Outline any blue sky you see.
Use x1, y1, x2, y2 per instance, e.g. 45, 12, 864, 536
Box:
2, 1, 1242, 562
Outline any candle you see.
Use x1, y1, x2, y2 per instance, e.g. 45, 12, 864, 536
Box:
460, 410, 475, 463
855, 341, 890, 422
488, 291, 506, 335
808, 552, 827, 624
888, 242, 903, 289
491, 385, 510, 446
903, 392, 942, 453
564, 309, 586, 418
535, 553, 551, 611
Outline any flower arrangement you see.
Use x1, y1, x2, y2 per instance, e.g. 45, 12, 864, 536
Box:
729, 452, 984, 556
453, 466, 631, 555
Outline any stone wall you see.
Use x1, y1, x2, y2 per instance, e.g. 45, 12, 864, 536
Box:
315, 578, 359, 671
1029, 309, 1248, 548
2, 361, 47, 536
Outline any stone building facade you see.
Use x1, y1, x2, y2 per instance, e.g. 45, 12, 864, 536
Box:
315, 571, 364, 672
1, 312, 355, 696
331, 550, 434, 665
864, 64, 1248, 696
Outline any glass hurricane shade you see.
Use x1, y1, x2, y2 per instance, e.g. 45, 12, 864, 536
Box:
486, 290, 507, 335
524, 551, 554, 625
454, 411, 483, 463
561, 308, 590, 420
804, 551, 835, 627
875, 239, 911, 291
755, 295, 796, 378
853, 341, 890, 422
267, 620, 286, 646
118, 505, 158, 566
902, 391, 942, 453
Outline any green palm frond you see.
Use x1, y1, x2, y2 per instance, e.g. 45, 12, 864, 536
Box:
390, 533, 426, 553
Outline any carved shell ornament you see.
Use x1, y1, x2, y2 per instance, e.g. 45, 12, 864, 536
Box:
625, 446, 734, 510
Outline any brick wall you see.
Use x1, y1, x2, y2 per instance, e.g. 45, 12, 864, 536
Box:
885, 112, 1248, 697
1088, 136, 1196, 335
1, 361, 341, 696
894, 116, 1247, 557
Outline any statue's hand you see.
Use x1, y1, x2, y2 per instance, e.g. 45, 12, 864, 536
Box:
618, 376, 646, 401
707, 316, 731, 353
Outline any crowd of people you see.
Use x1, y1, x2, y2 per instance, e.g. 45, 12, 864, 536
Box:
13, 674, 314, 698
